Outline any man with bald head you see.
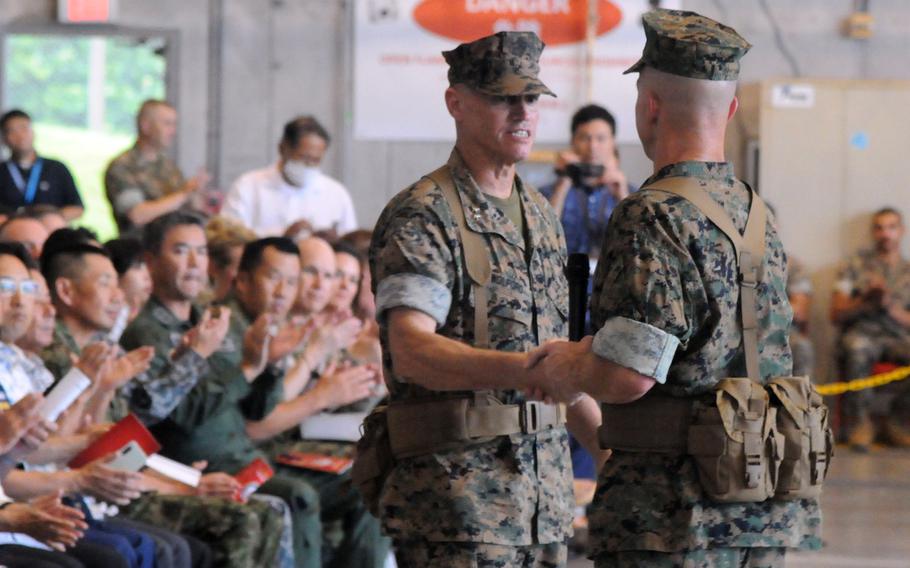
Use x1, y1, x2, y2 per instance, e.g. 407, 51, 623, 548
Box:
104, 100, 210, 235
528, 9, 822, 567
294, 236, 338, 317
0, 215, 49, 260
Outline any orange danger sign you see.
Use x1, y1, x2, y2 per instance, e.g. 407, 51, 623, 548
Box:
59, 0, 113, 23
413, 0, 623, 46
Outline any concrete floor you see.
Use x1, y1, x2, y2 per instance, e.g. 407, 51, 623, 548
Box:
568, 446, 910, 567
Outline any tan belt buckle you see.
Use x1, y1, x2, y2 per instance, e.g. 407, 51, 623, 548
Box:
520, 401, 551, 434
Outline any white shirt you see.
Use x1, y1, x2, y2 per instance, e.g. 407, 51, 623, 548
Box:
222, 163, 358, 237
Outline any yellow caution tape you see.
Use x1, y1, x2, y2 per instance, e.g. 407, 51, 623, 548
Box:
815, 365, 910, 396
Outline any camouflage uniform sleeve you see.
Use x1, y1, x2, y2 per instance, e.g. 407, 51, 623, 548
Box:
590, 196, 689, 383
373, 201, 455, 327
105, 159, 146, 217
165, 369, 252, 433
119, 316, 211, 424
834, 255, 860, 296
122, 351, 211, 425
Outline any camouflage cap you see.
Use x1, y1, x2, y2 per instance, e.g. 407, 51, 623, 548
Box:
442, 31, 556, 97
624, 9, 751, 81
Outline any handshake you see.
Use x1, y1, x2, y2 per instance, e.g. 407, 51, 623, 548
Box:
523, 336, 594, 405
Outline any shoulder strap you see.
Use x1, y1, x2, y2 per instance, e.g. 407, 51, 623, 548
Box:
424, 166, 492, 349
646, 176, 768, 382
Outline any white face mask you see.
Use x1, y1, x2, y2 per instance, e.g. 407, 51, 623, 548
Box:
283, 159, 320, 188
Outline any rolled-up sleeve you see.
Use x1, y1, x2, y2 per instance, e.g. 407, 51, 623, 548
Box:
372, 207, 455, 328
593, 317, 680, 383
376, 273, 452, 327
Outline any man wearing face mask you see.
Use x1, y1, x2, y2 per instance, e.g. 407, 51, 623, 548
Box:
222, 116, 358, 238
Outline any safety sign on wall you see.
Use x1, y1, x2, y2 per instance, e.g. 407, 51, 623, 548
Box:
354, 0, 679, 144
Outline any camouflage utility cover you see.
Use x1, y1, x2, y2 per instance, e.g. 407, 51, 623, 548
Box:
588, 161, 822, 554
624, 8, 751, 81
443, 31, 556, 97
369, 149, 573, 545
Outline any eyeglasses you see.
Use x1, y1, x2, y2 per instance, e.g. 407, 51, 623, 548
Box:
0, 277, 38, 296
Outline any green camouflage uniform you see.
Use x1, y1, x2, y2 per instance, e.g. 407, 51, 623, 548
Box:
121, 493, 285, 568
370, 147, 573, 552
40, 319, 290, 567
835, 249, 910, 422
588, 161, 821, 565
588, 9, 821, 567
104, 144, 185, 234
40, 321, 129, 421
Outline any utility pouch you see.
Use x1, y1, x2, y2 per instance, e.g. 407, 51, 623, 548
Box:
767, 376, 833, 500
687, 378, 784, 503
351, 405, 395, 517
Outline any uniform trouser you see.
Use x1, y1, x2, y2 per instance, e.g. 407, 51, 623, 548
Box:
593, 547, 786, 568
82, 522, 156, 568
840, 328, 910, 422
108, 517, 198, 568
265, 437, 389, 568
120, 493, 282, 568
261, 474, 323, 568
69, 539, 131, 568
265, 463, 390, 568
0, 544, 84, 568
393, 541, 567, 568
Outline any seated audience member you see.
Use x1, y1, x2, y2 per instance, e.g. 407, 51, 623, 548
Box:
118, 215, 318, 566
36, 229, 288, 567
228, 238, 386, 567
120, 220, 384, 566
328, 242, 380, 367
204, 216, 257, 305
832, 207, 910, 451
0, 110, 84, 221
338, 229, 377, 322
788, 257, 815, 377
104, 100, 210, 235
104, 238, 152, 323
23, 205, 67, 234
540, 104, 635, 257
0, 214, 49, 260
222, 116, 357, 237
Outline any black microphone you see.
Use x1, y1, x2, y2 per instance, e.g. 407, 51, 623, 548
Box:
566, 253, 590, 342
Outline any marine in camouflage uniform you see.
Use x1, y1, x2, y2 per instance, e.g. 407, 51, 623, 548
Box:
41, 318, 289, 567
370, 31, 573, 567
105, 144, 186, 235
527, 9, 822, 567
833, 208, 910, 447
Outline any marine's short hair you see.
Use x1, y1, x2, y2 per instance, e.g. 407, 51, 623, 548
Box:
570, 104, 616, 137
238, 237, 300, 275
143, 211, 206, 254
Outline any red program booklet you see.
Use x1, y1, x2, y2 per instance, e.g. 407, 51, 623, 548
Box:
275, 451, 353, 475
234, 458, 275, 502
68, 414, 161, 470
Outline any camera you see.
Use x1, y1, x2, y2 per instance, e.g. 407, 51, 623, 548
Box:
563, 162, 605, 190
